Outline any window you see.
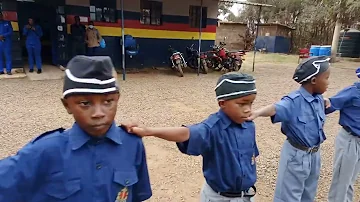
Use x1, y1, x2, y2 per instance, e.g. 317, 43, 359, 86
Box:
140, 0, 162, 25
90, 0, 116, 23
189, 6, 207, 28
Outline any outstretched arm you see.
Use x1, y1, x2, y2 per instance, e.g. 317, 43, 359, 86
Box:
0, 143, 43, 202
248, 97, 294, 123
325, 86, 354, 114
130, 126, 190, 143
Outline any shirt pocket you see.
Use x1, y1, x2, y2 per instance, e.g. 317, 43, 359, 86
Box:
113, 169, 139, 201
297, 115, 317, 133
45, 178, 81, 200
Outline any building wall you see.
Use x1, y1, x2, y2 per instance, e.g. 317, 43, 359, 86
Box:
65, 0, 218, 68
216, 23, 247, 50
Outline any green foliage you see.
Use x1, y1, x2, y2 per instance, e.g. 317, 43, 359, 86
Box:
218, 0, 360, 52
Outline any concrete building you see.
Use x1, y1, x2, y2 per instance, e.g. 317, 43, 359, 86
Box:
1, 0, 218, 69
216, 21, 247, 50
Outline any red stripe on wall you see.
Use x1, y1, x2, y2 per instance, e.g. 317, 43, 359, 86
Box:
2, 11, 18, 21
66, 15, 216, 33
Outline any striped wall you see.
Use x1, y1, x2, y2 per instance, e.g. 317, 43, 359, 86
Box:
5, 0, 219, 68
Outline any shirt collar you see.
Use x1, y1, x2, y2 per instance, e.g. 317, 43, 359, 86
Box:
218, 110, 248, 129
299, 86, 317, 102
69, 122, 122, 150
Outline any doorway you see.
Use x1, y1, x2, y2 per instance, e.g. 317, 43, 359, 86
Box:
17, 1, 57, 65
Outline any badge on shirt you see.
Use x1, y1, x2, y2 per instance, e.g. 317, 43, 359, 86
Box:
251, 153, 255, 165
115, 187, 128, 202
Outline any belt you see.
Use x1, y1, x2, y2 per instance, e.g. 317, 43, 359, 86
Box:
215, 186, 256, 198
287, 139, 320, 153
343, 126, 360, 137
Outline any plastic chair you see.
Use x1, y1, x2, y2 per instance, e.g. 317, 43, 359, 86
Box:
298, 48, 310, 63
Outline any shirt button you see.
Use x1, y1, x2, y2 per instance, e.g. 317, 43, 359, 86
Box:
96, 164, 102, 170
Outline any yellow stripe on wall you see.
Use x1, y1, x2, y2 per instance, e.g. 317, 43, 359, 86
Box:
11, 22, 19, 32
66, 24, 216, 40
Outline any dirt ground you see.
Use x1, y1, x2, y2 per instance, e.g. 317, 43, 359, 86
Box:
0, 54, 359, 202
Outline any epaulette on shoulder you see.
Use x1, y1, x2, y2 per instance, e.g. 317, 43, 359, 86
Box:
287, 91, 300, 100
203, 114, 220, 128
31, 128, 66, 143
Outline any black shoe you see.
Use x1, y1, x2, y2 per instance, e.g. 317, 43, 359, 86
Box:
0, 72, 4, 75
29, 69, 34, 73
37, 69, 42, 74
7, 72, 12, 75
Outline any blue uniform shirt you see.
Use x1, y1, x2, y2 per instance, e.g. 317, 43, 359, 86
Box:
177, 110, 259, 193
272, 86, 326, 147
326, 82, 360, 136
23, 24, 43, 45
0, 20, 13, 44
0, 122, 152, 202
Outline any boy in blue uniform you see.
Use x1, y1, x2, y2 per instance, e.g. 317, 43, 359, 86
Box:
248, 56, 331, 202
326, 68, 360, 202
0, 56, 152, 202
123, 72, 258, 202
0, 12, 13, 75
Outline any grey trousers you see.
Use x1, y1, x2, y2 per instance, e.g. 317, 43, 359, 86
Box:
328, 128, 360, 202
273, 140, 321, 202
200, 182, 255, 202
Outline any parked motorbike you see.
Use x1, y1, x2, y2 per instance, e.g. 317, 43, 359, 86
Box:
206, 42, 246, 72
185, 44, 208, 74
168, 45, 186, 77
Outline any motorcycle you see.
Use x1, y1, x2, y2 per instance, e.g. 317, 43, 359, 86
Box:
168, 45, 186, 77
185, 44, 208, 74
206, 42, 246, 72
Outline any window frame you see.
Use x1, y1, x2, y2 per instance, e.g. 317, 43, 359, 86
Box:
89, 0, 117, 23
189, 5, 207, 28
140, 0, 163, 26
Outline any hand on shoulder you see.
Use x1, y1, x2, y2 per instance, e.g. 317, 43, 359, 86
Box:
245, 110, 260, 121
120, 121, 151, 138
324, 98, 331, 109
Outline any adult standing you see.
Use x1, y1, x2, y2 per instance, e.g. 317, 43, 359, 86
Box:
85, 21, 102, 56
23, 17, 43, 74
70, 16, 86, 57
0, 12, 13, 75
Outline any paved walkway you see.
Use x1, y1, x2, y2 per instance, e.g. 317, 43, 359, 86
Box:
25, 65, 65, 81
0, 65, 65, 81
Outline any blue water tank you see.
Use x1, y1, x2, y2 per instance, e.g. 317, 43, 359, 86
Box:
310, 45, 320, 56
319, 46, 331, 56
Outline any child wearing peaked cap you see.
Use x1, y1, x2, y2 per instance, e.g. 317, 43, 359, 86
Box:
0, 56, 152, 202
326, 67, 360, 202
248, 56, 331, 202
123, 72, 259, 202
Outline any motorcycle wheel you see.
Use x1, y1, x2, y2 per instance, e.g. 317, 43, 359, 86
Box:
201, 59, 208, 74
234, 60, 242, 71
177, 64, 184, 77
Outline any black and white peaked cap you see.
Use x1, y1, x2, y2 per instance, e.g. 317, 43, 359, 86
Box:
293, 56, 330, 84
63, 56, 119, 98
215, 72, 256, 101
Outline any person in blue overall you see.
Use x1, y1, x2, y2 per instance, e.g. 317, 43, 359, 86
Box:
23, 17, 43, 74
0, 56, 152, 202
123, 72, 259, 202
326, 67, 360, 202
248, 56, 331, 202
0, 12, 13, 75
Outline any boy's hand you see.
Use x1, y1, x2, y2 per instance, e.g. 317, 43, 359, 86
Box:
324, 98, 331, 109
120, 121, 151, 137
245, 110, 260, 121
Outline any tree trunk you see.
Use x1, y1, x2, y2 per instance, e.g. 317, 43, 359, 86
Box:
330, 17, 341, 63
